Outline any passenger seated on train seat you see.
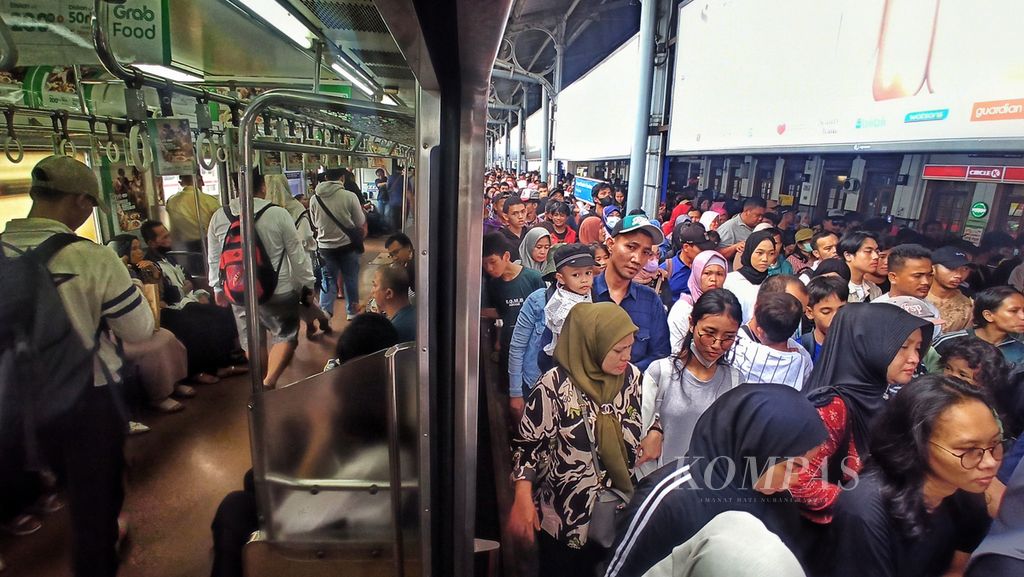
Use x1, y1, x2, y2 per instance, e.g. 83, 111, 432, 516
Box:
106, 234, 194, 413
140, 220, 245, 385
370, 266, 415, 343
213, 314, 401, 577
385, 231, 416, 288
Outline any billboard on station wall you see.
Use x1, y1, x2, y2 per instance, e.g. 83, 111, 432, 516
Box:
667, 0, 1024, 155
553, 35, 640, 162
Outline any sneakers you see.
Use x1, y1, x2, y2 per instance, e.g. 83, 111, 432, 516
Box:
172, 384, 197, 398
150, 398, 184, 413
1, 514, 41, 536
128, 421, 151, 435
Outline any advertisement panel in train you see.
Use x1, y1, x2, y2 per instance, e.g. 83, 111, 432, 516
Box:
667, 0, 1024, 154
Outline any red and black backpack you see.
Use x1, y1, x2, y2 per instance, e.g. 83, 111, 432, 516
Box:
218, 205, 283, 305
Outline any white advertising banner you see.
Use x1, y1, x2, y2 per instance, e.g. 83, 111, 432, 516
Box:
554, 35, 639, 161
668, 0, 1024, 154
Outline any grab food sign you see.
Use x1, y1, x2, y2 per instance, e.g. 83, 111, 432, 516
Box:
0, 0, 168, 66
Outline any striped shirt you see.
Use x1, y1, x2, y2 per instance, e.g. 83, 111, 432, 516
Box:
730, 328, 813, 390
2, 218, 154, 385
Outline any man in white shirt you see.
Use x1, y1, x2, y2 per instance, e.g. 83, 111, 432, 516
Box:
207, 169, 314, 388
309, 168, 367, 320
731, 292, 814, 389
2, 156, 154, 576
798, 231, 840, 284
840, 230, 882, 302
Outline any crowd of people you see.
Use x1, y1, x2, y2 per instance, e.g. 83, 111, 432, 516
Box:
483, 167, 1024, 577
0, 156, 416, 577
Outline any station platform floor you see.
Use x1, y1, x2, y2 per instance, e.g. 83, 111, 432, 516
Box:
0, 236, 391, 577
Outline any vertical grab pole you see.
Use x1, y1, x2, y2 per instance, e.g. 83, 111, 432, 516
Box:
386, 345, 407, 577
626, 0, 657, 214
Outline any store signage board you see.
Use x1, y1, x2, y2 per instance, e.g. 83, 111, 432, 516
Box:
969, 202, 989, 219
667, 0, 1024, 155
573, 177, 604, 205
923, 164, 1024, 184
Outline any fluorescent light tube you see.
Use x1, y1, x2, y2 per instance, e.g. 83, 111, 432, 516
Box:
135, 64, 203, 82
381, 95, 398, 106
235, 0, 313, 49
331, 62, 374, 97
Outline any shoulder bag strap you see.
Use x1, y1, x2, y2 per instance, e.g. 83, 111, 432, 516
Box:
315, 194, 347, 230
30, 233, 86, 263
571, 380, 630, 501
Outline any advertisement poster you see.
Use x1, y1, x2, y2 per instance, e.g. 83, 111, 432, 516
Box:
147, 118, 195, 176
260, 150, 283, 174
283, 149, 304, 172
668, 0, 1024, 154
101, 160, 151, 232
0, 0, 168, 66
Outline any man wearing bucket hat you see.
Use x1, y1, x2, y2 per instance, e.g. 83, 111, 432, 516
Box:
1, 155, 155, 576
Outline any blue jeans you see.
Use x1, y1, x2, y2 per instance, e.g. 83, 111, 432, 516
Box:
318, 246, 361, 317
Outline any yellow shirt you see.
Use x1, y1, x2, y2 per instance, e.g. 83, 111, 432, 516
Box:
166, 186, 221, 242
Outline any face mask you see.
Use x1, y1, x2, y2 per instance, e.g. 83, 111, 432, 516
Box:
689, 340, 716, 368
800, 242, 812, 253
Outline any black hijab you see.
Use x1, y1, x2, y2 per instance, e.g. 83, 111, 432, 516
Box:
738, 230, 776, 285
805, 303, 932, 458
606, 385, 827, 577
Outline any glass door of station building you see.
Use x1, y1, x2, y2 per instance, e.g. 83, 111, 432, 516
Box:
995, 184, 1024, 237
924, 180, 974, 234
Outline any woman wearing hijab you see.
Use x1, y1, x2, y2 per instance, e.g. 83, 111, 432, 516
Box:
606, 385, 828, 577
518, 227, 552, 273
790, 303, 932, 524
579, 215, 606, 244
722, 229, 776, 323
509, 303, 643, 576
667, 250, 729, 354
698, 210, 722, 231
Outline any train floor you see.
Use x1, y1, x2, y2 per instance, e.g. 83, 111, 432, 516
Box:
0, 237, 390, 577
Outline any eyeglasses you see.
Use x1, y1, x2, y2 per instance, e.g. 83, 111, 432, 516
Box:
929, 440, 1007, 469
696, 331, 736, 348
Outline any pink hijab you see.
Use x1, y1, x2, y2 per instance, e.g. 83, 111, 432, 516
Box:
578, 216, 605, 244
682, 250, 729, 305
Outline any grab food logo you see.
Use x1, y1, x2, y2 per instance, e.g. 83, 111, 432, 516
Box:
971, 99, 1024, 121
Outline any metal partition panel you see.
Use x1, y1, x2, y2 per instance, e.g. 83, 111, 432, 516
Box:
253, 344, 420, 574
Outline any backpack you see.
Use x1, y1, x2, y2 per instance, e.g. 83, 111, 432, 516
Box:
0, 233, 96, 462
218, 205, 284, 305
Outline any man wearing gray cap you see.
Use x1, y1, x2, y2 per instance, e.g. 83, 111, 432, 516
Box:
1, 155, 154, 576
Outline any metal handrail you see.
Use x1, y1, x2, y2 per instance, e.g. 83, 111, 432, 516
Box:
264, 474, 418, 492
239, 91, 413, 566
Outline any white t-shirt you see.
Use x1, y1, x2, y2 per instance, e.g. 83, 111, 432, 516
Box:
723, 271, 759, 324
730, 328, 814, 390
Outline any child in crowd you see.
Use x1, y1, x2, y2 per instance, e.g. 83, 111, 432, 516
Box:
590, 242, 610, 273
799, 276, 849, 362
939, 336, 1008, 390
507, 244, 596, 421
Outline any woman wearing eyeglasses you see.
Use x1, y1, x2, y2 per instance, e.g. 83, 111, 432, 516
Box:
637, 289, 743, 476
823, 374, 998, 577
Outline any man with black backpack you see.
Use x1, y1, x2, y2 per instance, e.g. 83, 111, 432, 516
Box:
1, 155, 154, 577
207, 168, 314, 389
310, 167, 367, 321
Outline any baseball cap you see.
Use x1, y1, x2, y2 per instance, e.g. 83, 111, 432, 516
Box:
31, 155, 107, 212
753, 222, 775, 233
795, 228, 813, 244
931, 246, 970, 269
676, 221, 716, 251
520, 188, 540, 202
610, 214, 665, 244
826, 209, 846, 221
553, 243, 597, 270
